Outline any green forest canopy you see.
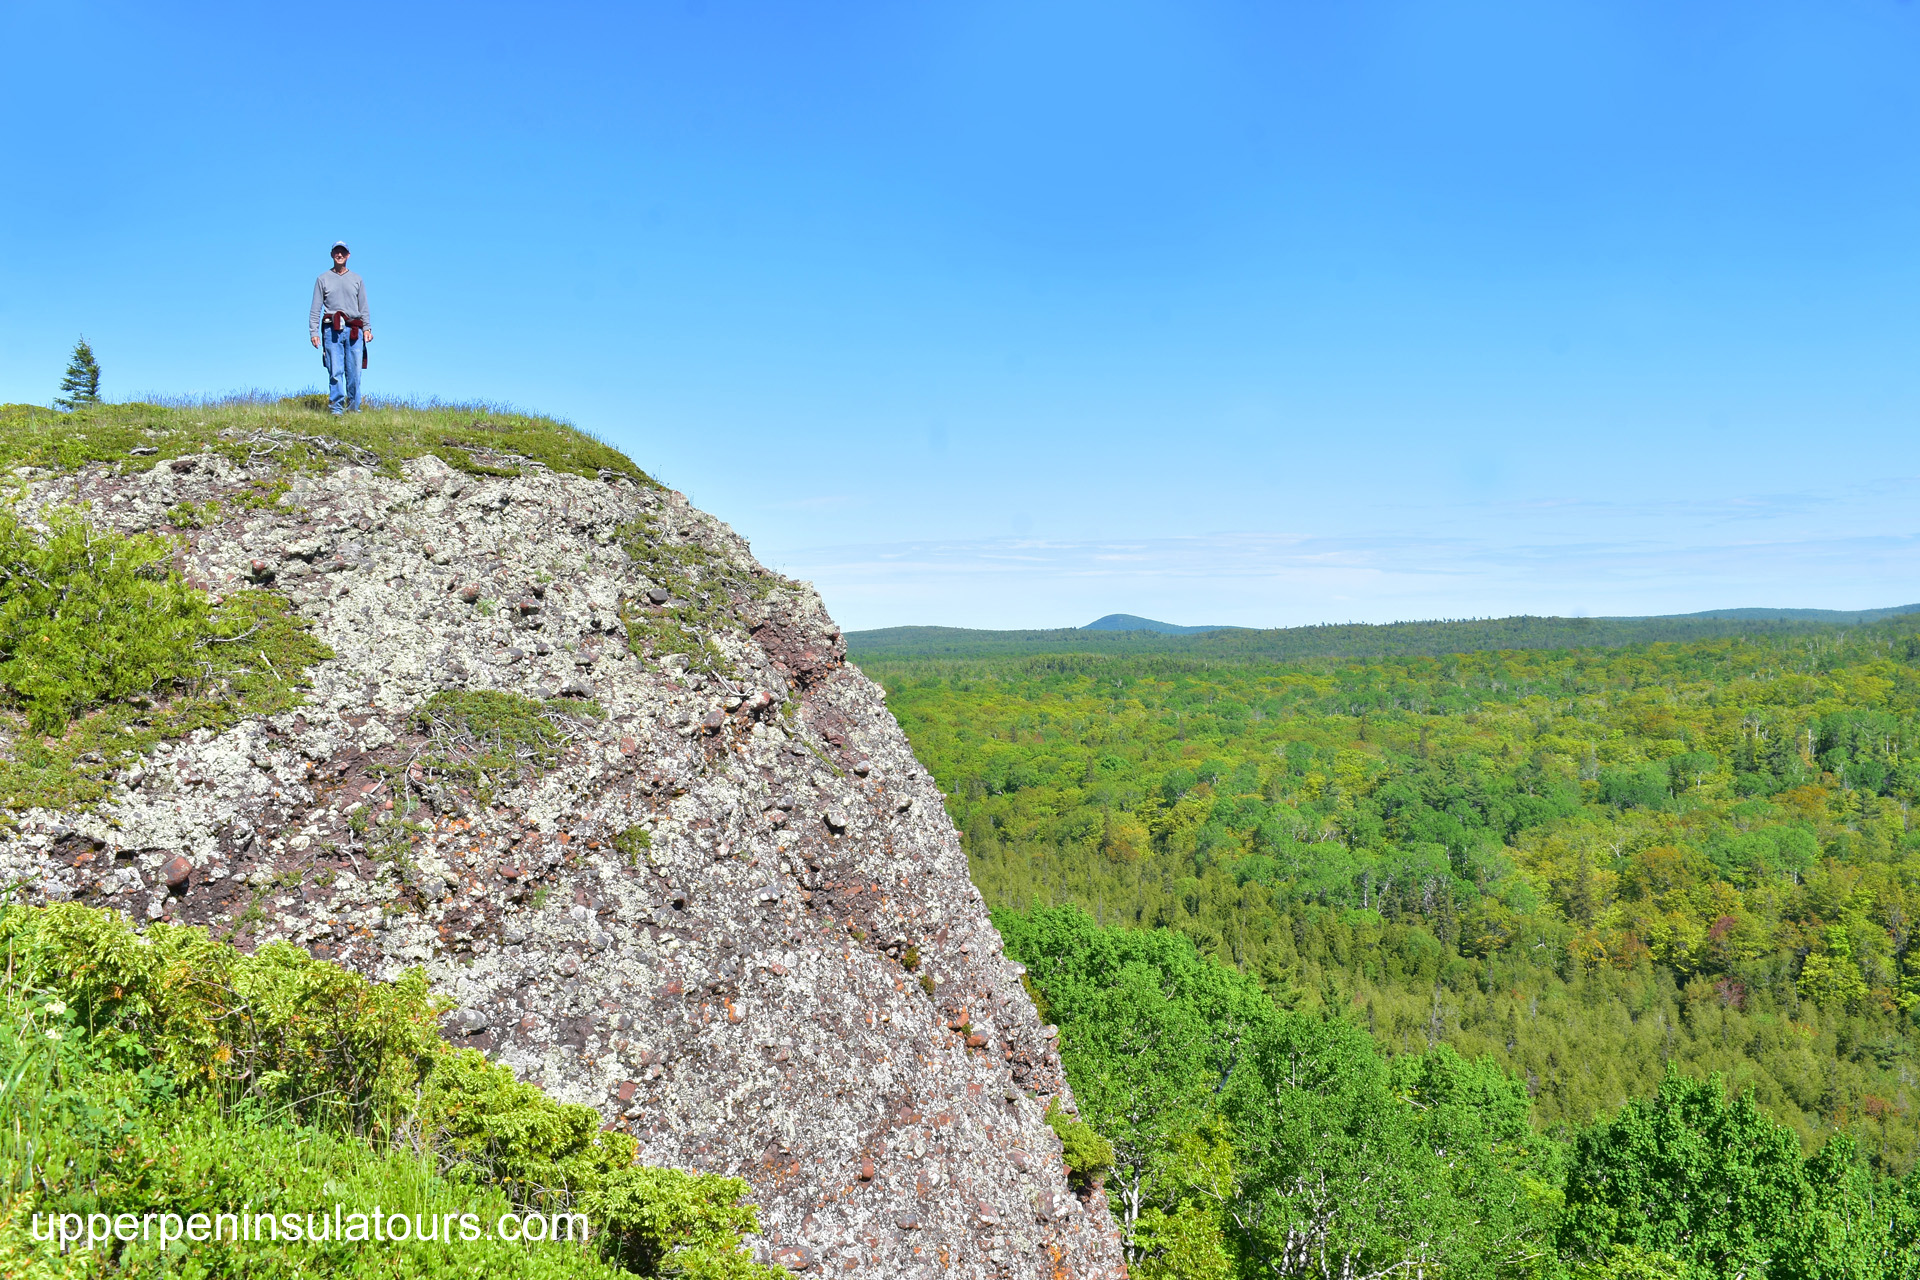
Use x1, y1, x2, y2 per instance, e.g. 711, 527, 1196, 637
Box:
852, 616, 1920, 1178
1000, 903, 1920, 1279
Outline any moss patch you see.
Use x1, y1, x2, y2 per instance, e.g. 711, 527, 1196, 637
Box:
1020, 971, 1053, 1025
409, 690, 603, 808
0, 397, 653, 485
616, 514, 736, 673
436, 443, 525, 478
616, 512, 779, 677
612, 825, 653, 866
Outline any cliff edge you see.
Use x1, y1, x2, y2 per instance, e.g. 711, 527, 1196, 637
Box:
0, 407, 1127, 1280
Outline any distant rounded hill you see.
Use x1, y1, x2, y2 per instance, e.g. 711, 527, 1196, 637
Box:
1079, 613, 1240, 635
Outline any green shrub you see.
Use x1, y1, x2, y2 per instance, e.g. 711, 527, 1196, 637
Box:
0, 902, 446, 1135
583, 1166, 782, 1279
0, 1058, 642, 1279
421, 1048, 636, 1197
0, 508, 214, 733
1044, 1097, 1114, 1193
0, 603, 327, 816
0, 507, 330, 813
0, 903, 782, 1277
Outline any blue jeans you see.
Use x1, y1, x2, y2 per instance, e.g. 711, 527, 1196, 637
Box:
321, 322, 364, 413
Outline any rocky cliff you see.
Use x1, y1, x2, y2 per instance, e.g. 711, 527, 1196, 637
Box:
0, 415, 1127, 1280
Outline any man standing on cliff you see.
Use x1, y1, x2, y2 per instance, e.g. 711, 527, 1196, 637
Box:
309, 240, 371, 414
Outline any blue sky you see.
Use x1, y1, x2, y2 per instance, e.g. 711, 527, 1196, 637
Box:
3, 1, 1917, 631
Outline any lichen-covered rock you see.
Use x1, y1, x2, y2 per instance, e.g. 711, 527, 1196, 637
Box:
0, 441, 1127, 1279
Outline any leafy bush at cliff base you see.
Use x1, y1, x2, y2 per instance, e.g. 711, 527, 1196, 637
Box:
0, 1090, 636, 1280
1, 901, 445, 1133
0, 507, 214, 733
0, 903, 781, 1279
1561, 1072, 1920, 1280
1004, 904, 1920, 1280
583, 1167, 783, 1280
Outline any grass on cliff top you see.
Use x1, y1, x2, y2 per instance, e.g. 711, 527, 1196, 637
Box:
0, 395, 655, 486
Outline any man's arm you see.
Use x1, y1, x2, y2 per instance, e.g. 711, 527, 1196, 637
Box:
310, 277, 325, 345
356, 275, 370, 340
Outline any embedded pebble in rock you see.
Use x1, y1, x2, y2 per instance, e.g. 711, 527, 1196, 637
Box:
0, 444, 1126, 1280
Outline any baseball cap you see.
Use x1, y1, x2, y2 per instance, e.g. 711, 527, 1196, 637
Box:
331, 240, 350, 253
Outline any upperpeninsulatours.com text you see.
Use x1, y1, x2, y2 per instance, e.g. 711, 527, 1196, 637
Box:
32, 1205, 591, 1252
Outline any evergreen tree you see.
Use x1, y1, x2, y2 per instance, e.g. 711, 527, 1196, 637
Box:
54, 337, 101, 409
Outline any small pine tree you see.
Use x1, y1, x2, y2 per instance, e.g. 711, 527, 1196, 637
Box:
54, 337, 102, 410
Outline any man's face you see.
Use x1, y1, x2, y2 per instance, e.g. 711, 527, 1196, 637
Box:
332, 249, 349, 269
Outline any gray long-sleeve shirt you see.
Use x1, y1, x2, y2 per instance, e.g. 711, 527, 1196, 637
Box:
309, 269, 370, 339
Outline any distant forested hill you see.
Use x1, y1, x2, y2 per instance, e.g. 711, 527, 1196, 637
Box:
849, 604, 1920, 663
855, 616, 1920, 1178
1080, 613, 1237, 634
